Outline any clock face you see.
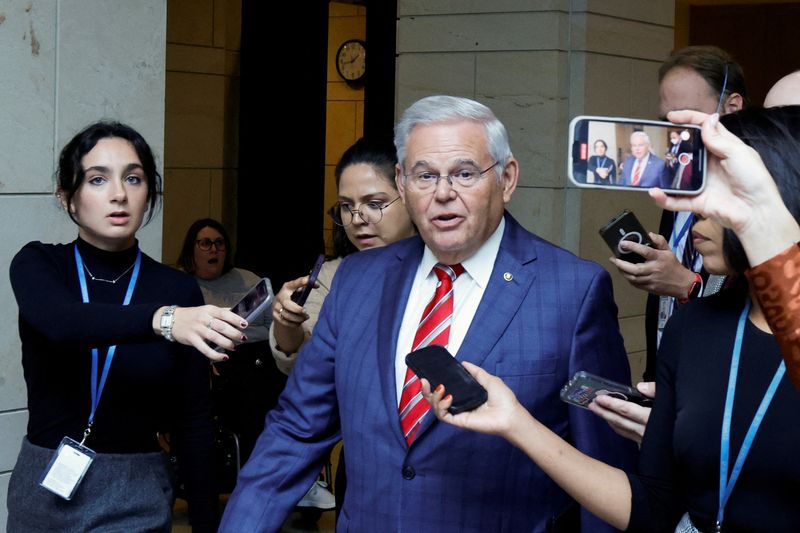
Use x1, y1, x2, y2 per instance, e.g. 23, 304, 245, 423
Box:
336, 40, 366, 84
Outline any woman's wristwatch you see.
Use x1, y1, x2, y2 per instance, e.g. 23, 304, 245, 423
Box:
160, 305, 178, 341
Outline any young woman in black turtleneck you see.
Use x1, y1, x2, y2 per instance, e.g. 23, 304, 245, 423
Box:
7, 122, 248, 532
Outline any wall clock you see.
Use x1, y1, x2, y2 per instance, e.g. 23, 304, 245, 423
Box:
336, 39, 366, 85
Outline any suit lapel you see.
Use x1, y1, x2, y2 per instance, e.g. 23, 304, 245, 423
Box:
377, 239, 424, 448
412, 215, 539, 443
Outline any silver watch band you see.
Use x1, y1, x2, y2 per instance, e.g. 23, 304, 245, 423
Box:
160, 305, 178, 342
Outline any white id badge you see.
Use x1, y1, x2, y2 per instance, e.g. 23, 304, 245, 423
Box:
39, 437, 96, 500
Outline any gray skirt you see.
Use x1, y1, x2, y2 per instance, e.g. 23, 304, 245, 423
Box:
6, 437, 174, 533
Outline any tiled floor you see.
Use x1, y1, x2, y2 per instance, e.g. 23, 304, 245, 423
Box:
171, 498, 336, 533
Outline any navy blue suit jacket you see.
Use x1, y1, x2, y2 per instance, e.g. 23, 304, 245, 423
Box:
620, 154, 669, 188
220, 214, 636, 532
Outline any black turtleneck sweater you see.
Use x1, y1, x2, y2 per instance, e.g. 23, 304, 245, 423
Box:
10, 238, 217, 530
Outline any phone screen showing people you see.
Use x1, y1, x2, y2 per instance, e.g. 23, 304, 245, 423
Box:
568, 115, 705, 195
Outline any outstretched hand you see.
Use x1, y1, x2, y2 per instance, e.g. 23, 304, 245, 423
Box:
154, 305, 247, 362
422, 361, 524, 438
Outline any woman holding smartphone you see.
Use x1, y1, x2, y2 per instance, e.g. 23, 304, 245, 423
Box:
270, 138, 416, 372
425, 106, 800, 532
7, 122, 247, 532
587, 139, 617, 185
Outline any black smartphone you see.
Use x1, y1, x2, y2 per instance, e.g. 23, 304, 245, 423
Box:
599, 209, 653, 264
568, 115, 706, 194
405, 345, 487, 415
290, 254, 325, 307
560, 371, 652, 409
211, 278, 273, 352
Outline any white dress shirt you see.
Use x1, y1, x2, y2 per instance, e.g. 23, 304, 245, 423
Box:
394, 217, 505, 404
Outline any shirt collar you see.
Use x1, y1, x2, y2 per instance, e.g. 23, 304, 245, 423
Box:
419, 217, 505, 289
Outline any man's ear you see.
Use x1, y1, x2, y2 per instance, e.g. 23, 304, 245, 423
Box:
395, 164, 407, 204
723, 92, 744, 114
500, 158, 519, 204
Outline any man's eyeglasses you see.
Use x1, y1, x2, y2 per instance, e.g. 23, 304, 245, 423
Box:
328, 197, 401, 226
196, 238, 226, 251
403, 161, 499, 191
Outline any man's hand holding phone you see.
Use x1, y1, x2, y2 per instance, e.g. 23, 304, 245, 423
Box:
610, 232, 697, 298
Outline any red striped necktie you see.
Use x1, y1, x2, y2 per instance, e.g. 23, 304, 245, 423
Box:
632, 159, 642, 186
399, 263, 465, 445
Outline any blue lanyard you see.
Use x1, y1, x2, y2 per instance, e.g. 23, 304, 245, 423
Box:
597, 156, 608, 169
73, 244, 142, 436
670, 212, 694, 256
717, 299, 786, 531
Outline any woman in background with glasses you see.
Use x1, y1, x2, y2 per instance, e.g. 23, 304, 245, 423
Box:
177, 219, 284, 470
268, 137, 416, 513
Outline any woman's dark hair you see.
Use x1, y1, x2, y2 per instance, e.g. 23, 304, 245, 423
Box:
176, 218, 234, 276
57, 121, 161, 224
720, 106, 800, 273
594, 139, 608, 150
659, 46, 750, 109
331, 137, 399, 258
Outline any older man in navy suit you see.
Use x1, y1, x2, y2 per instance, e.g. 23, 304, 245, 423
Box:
619, 131, 669, 188
219, 96, 636, 532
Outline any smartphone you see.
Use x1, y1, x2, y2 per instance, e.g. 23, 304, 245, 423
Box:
599, 209, 653, 264
560, 371, 652, 409
568, 115, 706, 194
231, 278, 273, 322
405, 345, 487, 415
211, 278, 273, 352
290, 254, 325, 307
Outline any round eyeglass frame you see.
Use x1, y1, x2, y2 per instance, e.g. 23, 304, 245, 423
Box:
196, 238, 226, 251
328, 196, 401, 227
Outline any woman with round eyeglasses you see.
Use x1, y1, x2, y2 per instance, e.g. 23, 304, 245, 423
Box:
268, 138, 415, 513
177, 219, 283, 474
270, 138, 415, 373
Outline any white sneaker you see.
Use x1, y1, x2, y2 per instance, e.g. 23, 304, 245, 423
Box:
297, 480, 336, 510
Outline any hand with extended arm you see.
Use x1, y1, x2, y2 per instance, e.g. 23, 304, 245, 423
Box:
589, 382, 655, 445
152, 305, 248, 362
422, 362, 632, 530
650, 111, 800, 267
610, 233, 697, 298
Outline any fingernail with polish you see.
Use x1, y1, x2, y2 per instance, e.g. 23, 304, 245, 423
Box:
240, 321, 248, 328
434, 384, 444, 394
241, 335, 248, 342
444, 394, 453, 402
222, 355, 229, 361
